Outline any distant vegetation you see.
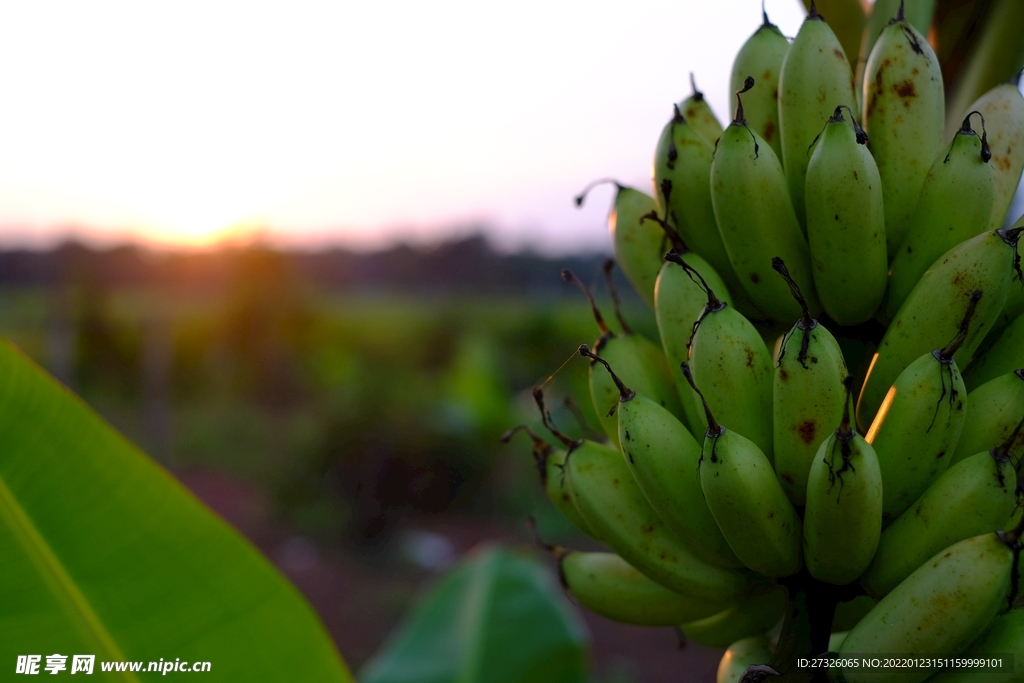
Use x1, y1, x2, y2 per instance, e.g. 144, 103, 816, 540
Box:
0, 235, 647, 546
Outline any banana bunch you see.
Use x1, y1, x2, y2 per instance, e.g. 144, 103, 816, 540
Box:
508, 2, 1024, 681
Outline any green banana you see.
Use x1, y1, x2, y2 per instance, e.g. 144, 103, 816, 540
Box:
857, 227, 1024, 429
799, 0, 865, 77
650, 219, 734, 436
501, 424, 600, 540
560, 399, 749, 601
683, 363, 803, 577
857, 0, 936, 93
680, 74, 724, 145
835, 532, 1019, 683
952, 369, 1024, 465
962, 81, 1024, 231
562, 268, 681, 443
555, 549, 730, 626
804, 105, 887, 325
862, 2, 945, 258
771, 259, 849, 505
963, 312, 1024, 391
730, 10, 790, 161
652, 114, 737, 294
717, 636, 774, 683
804, 377, 883, 585
886, 112, 995, 318
679, 254, 774, 460
865, 292, 978, 522
580, 344, 741, 568
710, 77, 820, 322
928, 609, 1024, 683
575, 180, 662, 307
828, 631, 848, 653
861, 419, 1021, 597
778, 3, 857, 228
681, 585, 787, 649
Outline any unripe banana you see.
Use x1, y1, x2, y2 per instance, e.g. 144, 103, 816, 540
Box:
562, 406, 749, 601
730, 11, 789, 161
865, 293, 978, 522
710, 78, 820, 322
862, 3, 945, 258
556, 550, 730, 626
653, 236, 733, 436
928, 609, 1024, 683
682, 256, 774, 460
799, 0, 865, 77
778, 5, 857, 228
963, 82, 1024, 231
858, 0, 936, 91
835, 532, 1017, 683
684, 364, 803, 577
804, 379, 883, 585
771, 259, 848, 505
804, 105, 887, 325
581, 345, 741, 568
861, 437, 1019, 598
562, 269, 682, 443
652, 113, 737, 292
886, 113, 995, 317
963, 312, 1024, 391
717, 636, 774, 683
680, 75, 724, 146
575, 181, 662, 307
952, 369, 1024, 465
681, 585, 787, 648
857, 228, 1024, 429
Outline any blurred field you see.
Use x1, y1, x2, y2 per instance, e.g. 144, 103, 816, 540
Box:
0, 237, 721, 682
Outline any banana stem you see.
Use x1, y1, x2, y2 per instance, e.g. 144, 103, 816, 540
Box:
837, 376, 856, 438
642, 211, 687, 253
733, 76, 756, 126
994, 412, 1024, 474
679, 362, 724, 438
739, 574, 851, 683
961, 111, 992, 162
561, 269, 611, 336
601, 259, 633, 336
532, 387, 579, 450
771, 257, 815, 331
664, 251, 723, 311
500, 424, 553, 483
573, 178, 623, 207
689, 72, 704, 101
666, 108, 684, 169
578, 344, 635, 403
934, 290, 982, 362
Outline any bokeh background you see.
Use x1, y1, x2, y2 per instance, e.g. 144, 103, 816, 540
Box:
0, 1, 1022, 681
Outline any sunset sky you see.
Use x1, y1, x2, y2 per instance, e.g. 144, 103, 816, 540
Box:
0, 1, 1020, 254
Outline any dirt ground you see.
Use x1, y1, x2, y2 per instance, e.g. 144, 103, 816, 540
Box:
179, 468, 725, 683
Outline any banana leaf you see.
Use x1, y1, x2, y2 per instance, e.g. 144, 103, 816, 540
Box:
359, 545, 588, 683
0, 339, 353, 681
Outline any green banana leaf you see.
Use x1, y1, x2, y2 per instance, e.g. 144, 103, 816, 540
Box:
0, 339, 353, 681
359, 545, 589, 683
